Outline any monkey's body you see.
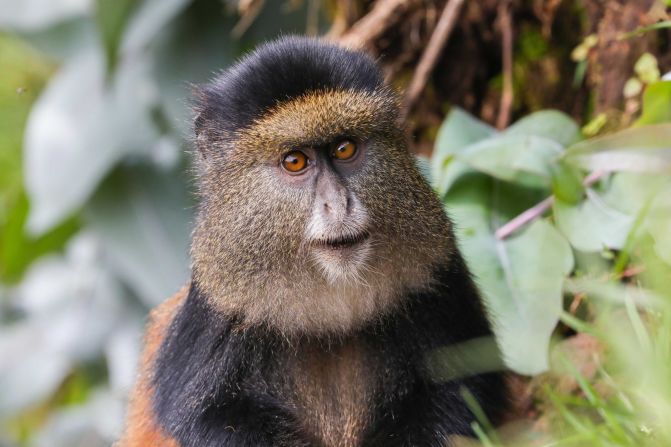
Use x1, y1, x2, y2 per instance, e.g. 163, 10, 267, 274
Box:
123, 260, 505, 447
120, 37, 509, 447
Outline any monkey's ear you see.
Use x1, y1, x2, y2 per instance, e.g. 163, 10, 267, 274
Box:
190, 84, 208, 138
190, 84, 217, 161
190, 82, 236, 162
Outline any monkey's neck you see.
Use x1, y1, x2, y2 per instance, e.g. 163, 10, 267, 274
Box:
151, 258, 504, 446
189, 257, 440, 337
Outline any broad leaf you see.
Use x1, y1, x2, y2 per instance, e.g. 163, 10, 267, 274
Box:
85, 166, 192, 306
0, 0, 91, 31
32, 390, 124, 446
636, 81, 671, 126
1, 234, 128, 415
150, 5, 238, 135
563, 124, 671, 173
499, 220, 573, 374
564, 277, 665, 310
95, 0, 137, 72
458, 134, 564, 189
456, 110, 581, 189
550, 159, 584, 204
433, 109, 580, 195
24, 50, 161, 234
0, 339, 71, 416
447, 177, 573, 375
553, 189, 634, 252
504, 109, 581, 147
645, 193, 671, 267
24, 49, 109, 234
603, 172, 671, 267
121, 0, 193, 54
432, 108, 495, 195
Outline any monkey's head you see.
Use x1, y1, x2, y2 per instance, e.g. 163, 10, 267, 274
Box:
192, 37, 453, 335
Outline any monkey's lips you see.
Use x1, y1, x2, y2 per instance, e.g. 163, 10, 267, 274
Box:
310, 230, 372, 282
313, 231, 371, 251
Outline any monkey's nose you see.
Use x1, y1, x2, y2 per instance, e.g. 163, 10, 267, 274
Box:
321, 195, 353, 217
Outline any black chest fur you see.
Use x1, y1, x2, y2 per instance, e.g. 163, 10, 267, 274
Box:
152, 259, 508, 447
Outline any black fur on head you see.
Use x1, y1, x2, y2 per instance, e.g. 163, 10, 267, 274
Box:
194, 36, 384, 137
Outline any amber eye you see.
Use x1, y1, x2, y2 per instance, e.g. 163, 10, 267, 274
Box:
332, 140, 357, 161
281, 150, 309, 173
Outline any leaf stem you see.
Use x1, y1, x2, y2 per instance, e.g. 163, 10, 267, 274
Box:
495, 170, 607, 240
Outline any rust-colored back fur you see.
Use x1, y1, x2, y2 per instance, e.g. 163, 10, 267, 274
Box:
117, 288, 187, 447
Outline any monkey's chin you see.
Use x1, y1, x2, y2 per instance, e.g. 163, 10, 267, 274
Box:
311, 239, 373, 285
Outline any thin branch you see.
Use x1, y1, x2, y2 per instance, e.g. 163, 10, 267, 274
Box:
495, 196, 555, 240
338, 0, 416, 48
495, 170, 607, 240
306, 0, 321, 36
400, 0, 465, 121
496, 0, 514, 130
231, 0, 265, 38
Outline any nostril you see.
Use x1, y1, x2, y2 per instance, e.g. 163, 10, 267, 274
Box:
323, 202, 330, 213
346, 196, 352, 213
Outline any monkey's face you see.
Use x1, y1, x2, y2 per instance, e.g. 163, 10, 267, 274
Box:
276, 139, 373, 284
193, 89, 451, 334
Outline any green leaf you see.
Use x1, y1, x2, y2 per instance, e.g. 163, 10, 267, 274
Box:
0, 0, 90, 31
85, 165, 193, 306
447, 177, 573, 374
432, 108, 495, 195
95, 0, 137, 73
564, 278, 665, 310
150, 2, 239, 135
121, 0, 193, 54
602, 172, 671, 268
1, 192, 79, 283
432, 110, 580, 194
602, 172, 669, 215
498, 220, 573, 374
563, 124, 671, 173
551, 160, 584, 204
634, 53, 660, 84
636, 81, 671, 126
0, 339, 72, 416
25, 50, 162, 234
0, 34, 77, 283
581, 113, 608, 137
553, 190, 634, 252
458, 134, 563, 189
645, 192, 671, 267
504, 110, 581, 147
620, 20, 671, 39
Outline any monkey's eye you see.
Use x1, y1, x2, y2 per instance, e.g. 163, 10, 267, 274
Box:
332, 140, 357, 161
281, 150, 309, 173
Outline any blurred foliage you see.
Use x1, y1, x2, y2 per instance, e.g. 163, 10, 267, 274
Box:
431, 83, 671, 444
0, 0, 316, 445
0, 0, 670, 446
0, 34, 78, 284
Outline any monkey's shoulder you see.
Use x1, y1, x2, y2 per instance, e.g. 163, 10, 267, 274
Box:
121, 259, 508, 446
117, 286, 188, 447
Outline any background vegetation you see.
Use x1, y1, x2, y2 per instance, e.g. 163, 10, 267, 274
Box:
0, 0, 670, 446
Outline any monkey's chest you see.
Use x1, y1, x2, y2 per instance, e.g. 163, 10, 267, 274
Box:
282, 342, 376, 447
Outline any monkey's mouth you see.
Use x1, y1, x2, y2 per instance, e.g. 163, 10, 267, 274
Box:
314, 231, 371, 250
310, 230, 372, 283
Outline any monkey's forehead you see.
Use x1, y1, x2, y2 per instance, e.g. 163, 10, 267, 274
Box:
234, 89, 400, 154
194, 36, 386, 136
